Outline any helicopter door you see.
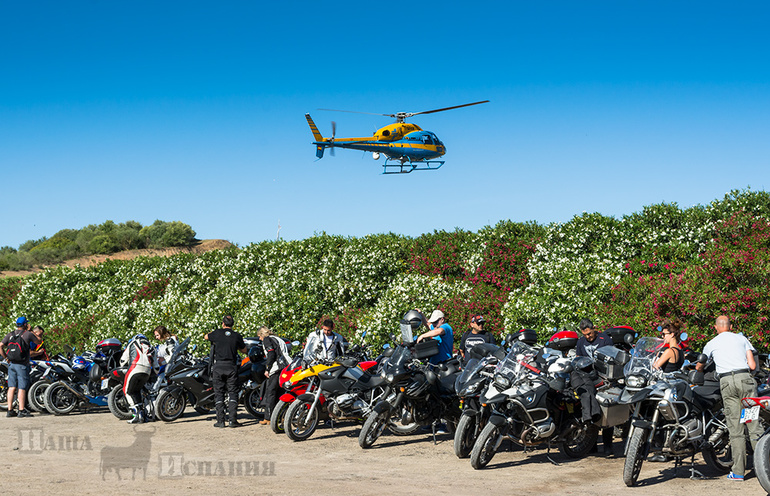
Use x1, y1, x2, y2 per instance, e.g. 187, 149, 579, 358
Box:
421, 135, 434, 145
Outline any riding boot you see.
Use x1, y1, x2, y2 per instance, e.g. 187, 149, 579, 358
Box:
214, 400, 226, 427
228, 399, 241, 427
127, 406, 144, 424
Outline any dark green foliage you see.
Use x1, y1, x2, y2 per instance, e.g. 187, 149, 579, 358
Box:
0, 219, 197, 270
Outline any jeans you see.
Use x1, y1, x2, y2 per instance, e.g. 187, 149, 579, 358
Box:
720, 372, 763, 476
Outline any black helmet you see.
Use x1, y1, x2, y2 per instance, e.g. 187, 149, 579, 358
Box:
401, 310, 425, 331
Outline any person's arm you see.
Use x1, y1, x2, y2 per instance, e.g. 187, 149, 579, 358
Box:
417, 325, 445, 343
747, 349, 757, 371
653, 348, 674, 370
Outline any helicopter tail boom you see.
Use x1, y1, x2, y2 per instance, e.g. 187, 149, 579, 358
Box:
305, 113, 327, 158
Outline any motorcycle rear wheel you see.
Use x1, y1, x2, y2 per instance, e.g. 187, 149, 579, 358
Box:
270, 400, 291, 434
43, 381, 78, 415
755, 432, 770, 493
623, 427, 649, 487
359, 411, 388, 449
107, 384, 132, 420
559, 421, 599, 458
244, 389, 266, 420
454, 413, 482, 458
27, 380, 51, 413
284, 399, 319, 441
155, 389, 186, 422
470, 422, 502, 470
0, 372, 8, 410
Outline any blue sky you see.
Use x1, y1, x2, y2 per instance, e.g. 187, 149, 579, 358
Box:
2, 2, 768, 248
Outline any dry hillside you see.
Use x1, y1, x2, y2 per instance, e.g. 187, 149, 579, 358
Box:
0, 239, 234, 278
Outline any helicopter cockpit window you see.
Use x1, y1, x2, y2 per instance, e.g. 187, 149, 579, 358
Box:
421, 134, 434, 145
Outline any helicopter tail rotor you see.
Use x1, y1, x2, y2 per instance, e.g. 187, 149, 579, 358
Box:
329, 121, 336, 156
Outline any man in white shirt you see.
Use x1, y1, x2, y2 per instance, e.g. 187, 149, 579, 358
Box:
698, 315, 762, 481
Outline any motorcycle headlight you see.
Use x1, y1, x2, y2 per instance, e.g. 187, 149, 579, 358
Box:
626, 375, 646, 388
387, 374, 395, 382
494, 374, 511, 390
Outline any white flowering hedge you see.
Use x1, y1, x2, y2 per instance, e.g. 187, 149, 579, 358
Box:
8, 189, 770, 353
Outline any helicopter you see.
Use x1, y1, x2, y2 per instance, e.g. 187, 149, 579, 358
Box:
305, 100, 489, 174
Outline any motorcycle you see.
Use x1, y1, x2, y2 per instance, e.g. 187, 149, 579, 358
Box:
283, 346, 386, 441
358, 338, 460, 449
453, 353, 499, 458
43, 339, 125, 415
742, 387, 770, 492
468, 341, 597, 469
619, 337, 729, 486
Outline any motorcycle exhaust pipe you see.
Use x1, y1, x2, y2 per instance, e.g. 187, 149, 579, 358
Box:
60, 381, 87, 401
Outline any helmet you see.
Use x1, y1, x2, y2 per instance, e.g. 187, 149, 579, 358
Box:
72, 356, 90, 371
401, 310, 425, 330
133, 334, 148, 342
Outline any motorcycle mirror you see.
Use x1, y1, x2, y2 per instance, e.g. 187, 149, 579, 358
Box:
382, 343, 391, 349
657, 325, 662, 333
680, 332, 688, 342
697, 353, 708, 364
292, 341, 300, 347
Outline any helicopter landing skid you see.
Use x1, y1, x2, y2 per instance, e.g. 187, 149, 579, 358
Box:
382, 159, 444, 175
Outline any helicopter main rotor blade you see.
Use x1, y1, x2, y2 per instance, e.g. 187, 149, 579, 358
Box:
406, 100, 490, 118
318, 108, 391, 117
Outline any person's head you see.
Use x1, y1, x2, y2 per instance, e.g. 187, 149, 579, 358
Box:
715, 315, 731, 334
470, 314, 486, 332
257, 326, 273, 340
16, 316, 28, 330
578, 318, 598, 342
428, 310, 445, 328
222, 315, 234, 328
659, 319, 682, 345
321, 319, 334, 336
154, 325, 170, 341
32, 325, 44, 338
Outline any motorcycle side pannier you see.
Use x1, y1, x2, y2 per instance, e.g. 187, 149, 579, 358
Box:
414, 339, 439, 359
594, 345, 629, 381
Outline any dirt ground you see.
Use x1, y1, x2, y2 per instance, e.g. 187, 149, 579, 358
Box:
1, 406, 765, 496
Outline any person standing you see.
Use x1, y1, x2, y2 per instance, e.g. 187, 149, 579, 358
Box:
416, 309, 454, 365
0, 317, 40, 417
205, 315, 246, 428
258, 326, 291, 426
120, 334, 155, 424
29, 326, 50, 361
575, 318, 614, 455
302, 319, 345, 364
459, 314, 495, 360
697, 315, 762, 481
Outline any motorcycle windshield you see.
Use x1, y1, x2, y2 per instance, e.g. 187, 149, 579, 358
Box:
384, 344, 411, 376
623, 336, 664, 377
495, 342, 537, 381
166, 338, 191, 374
455, 356, 492, 395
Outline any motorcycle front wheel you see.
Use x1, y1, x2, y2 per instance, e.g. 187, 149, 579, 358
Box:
559, 421, 599, 458
623, 427, 650, 487
107, 384, 132, 420
155, 388, 186, 422
755, 432, 770, 493
43, 381, 78, 415
270, 399, 291, 434
454, 413, 482, 459
284, 399, 319, 441
359, 411, 388, 449
470, 422, 503, 470
244, 389, 265, 420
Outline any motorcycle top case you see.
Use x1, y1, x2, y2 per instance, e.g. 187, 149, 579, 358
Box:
594, 345, 629, 381
414, 339, 439, 359
96, 338, 122, 355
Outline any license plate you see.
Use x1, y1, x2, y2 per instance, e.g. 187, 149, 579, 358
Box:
741, 405, 760, 423
101, 378, 110, 390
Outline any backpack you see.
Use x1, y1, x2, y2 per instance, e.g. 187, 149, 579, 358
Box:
6, 331, 29, 363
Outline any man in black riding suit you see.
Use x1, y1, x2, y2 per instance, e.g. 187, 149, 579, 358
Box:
575, 318, 614, 455
205, 315, 246, 428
